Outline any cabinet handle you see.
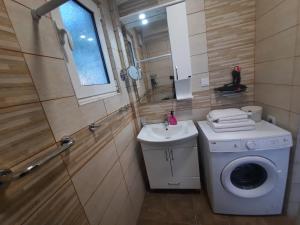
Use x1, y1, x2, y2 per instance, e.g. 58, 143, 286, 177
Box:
175, 66, 179, 80
170, 149, 174, 161
165, 150, 169, 161
168, 182, 180, 186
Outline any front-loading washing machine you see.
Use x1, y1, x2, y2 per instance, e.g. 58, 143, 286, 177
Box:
198, 120, 293, 215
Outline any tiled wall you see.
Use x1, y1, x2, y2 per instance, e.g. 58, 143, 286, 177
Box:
254, 0, 300, 218
0, 0, 145, 224
205, 0, 255, 107
138, 0, 255, 123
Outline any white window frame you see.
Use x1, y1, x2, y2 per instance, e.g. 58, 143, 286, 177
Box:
52, 0, 117, 104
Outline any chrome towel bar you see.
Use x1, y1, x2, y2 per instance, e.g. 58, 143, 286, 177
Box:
88, 105, 130, 132
0, 136, 74, 189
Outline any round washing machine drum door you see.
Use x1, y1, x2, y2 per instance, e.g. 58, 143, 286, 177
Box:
221, 156, 280, 198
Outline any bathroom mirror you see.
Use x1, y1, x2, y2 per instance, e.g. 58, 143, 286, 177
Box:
120, 5, 176, 104
127, 65, 140, 80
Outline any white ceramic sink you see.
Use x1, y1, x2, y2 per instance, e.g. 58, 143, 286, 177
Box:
137, 120, 198, 144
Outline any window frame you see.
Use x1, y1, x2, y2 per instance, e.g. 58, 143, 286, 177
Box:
52, 0, 117, 104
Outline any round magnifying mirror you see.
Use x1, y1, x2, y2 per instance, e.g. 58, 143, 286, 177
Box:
127, 66, 140, 80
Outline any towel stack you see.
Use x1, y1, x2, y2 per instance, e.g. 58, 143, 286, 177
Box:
207, 108, 255, 133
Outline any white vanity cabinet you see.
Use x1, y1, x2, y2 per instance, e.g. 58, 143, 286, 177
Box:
141, 138, 201, 189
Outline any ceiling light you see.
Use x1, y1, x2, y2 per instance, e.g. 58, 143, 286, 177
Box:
141, 19, 148, 25
80, 35, 86, 39
139, 13, 146, 20
87, 38, 94, 41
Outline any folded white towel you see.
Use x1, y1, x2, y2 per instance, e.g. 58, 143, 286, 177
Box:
210, 126, 256, 133
207, 115, 250, 124
208, 108, 249, 122
208, 119, 255, 129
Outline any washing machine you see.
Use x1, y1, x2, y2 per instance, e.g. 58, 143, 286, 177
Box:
198, 120, 293, 215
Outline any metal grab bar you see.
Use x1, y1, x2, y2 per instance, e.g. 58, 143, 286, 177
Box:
88, 105, 130, 132
137, 53, 171, 63
0, 136, 74, 189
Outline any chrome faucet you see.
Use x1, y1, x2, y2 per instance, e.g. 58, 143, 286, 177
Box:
164, 115, 169, 130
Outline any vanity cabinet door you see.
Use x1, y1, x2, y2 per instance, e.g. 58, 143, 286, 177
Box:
169, 147, 201, 189
142, 149, 173, 189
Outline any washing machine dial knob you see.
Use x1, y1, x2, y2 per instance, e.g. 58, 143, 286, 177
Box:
246, 141, 256, 150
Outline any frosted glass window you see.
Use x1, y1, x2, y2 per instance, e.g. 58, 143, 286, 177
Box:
59, 0, 109, 86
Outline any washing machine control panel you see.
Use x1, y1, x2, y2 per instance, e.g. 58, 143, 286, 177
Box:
243, 135, 292, 151
246, 140, 256, 150
209, 135, 292, 152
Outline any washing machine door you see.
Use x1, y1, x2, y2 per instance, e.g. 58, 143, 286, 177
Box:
221, 156, 280, 198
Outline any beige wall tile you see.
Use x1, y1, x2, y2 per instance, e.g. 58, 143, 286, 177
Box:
255, 27, 297, 63
255, 58, 294, 85
186, 0, 204, 14
188, 11, 206, 36
189, 33, 207, 56
191, 54, 208, 74
255, 84, 292, 110
4, 0, 63, 58
14, 0, 46, 9
296, 25, 300, 56
289, 112, 300, 138
128, 170, 145, 222
104, 93, 130, 114
42, 96, 86, 141
192, 73, 209, 93
256, 0, 298, 42
23, 181, 89, 225
0, 146, 69, 225
175, 108, 210, 122
119, 138, 138, 175
0, 103, 55, 168
72, 141, 118, 205
84, 162, 124, 225
289, 183, 300, 203
293, 57, 300, 85
99, 178, 129, 225
114, 121, 134, 156
79, 100, 107, 125
291, 162, 300, 184
0, 49, 39, 108
258, 103, 291, 130
256, 0, 284, 19
291, 86, 300, 113
124, 152, 141, 190
24, 54, 75, 100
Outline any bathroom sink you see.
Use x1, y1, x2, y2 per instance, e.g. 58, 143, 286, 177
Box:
137, 120, 198, 145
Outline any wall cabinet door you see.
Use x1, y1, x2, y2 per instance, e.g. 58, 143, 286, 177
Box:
142, 149, 172, 189
167, 2, 192, 80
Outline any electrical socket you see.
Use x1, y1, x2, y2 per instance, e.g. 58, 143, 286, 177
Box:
267, 115, 276, 125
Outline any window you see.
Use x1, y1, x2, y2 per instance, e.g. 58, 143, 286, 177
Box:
53, 0, 117, 104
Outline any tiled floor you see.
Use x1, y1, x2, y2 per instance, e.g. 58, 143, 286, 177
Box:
137, 191, 295, 225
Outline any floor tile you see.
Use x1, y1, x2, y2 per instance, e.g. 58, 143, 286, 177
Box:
138, 191, 295, 225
